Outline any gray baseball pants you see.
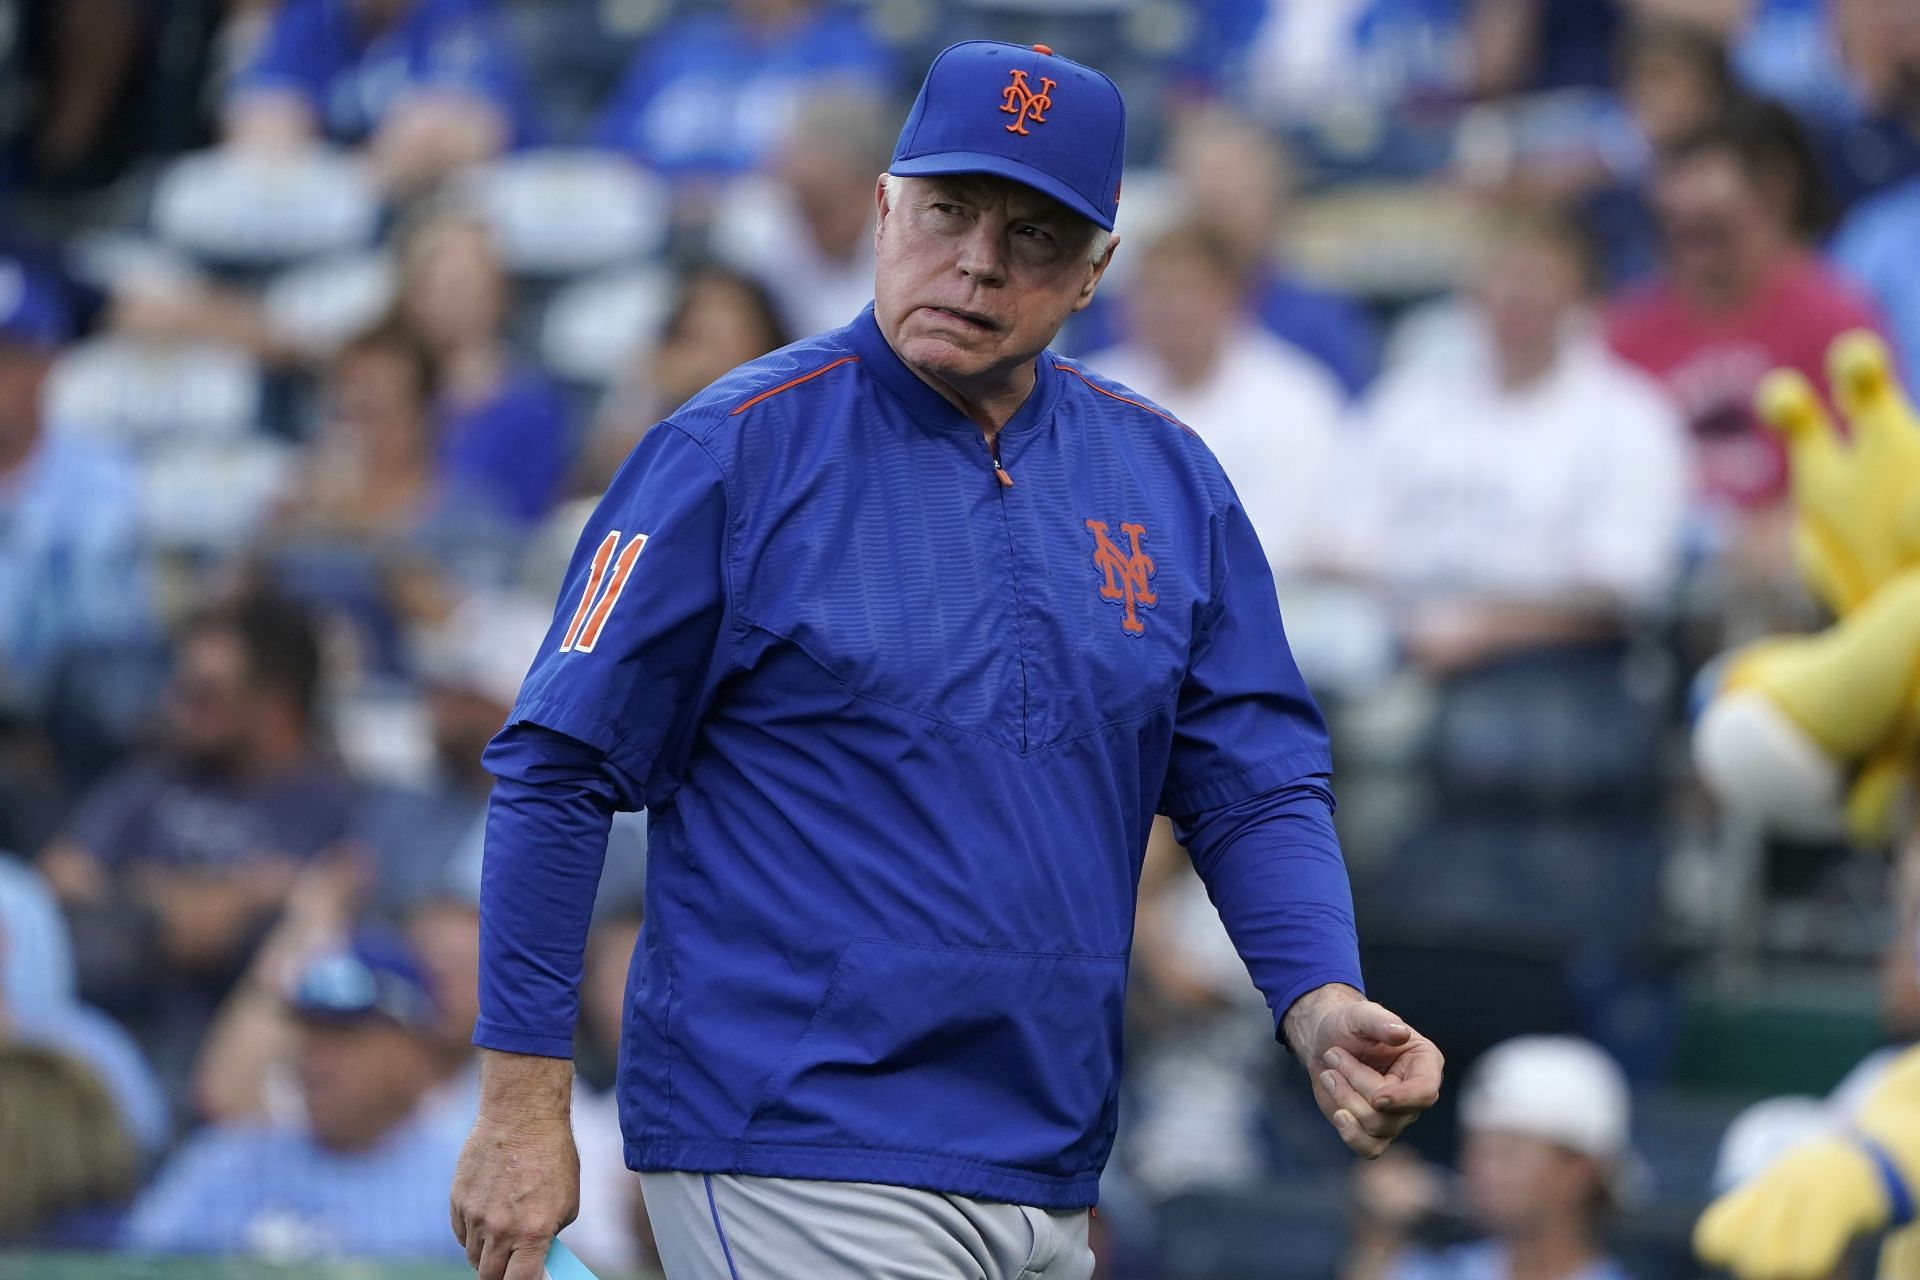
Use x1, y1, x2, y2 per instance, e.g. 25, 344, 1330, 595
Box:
638, 1172, 1095, 1280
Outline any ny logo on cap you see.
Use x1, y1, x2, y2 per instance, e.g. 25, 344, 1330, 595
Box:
1000, 69, 1056, 136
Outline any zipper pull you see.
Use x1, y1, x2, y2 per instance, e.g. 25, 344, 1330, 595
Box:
986, 434, 1013, 487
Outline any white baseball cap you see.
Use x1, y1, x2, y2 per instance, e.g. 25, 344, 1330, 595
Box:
1461, 1036, 1649, 1202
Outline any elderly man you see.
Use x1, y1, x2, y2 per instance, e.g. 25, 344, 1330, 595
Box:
126, 927, 468, 1260
451, 41, 1443, 1280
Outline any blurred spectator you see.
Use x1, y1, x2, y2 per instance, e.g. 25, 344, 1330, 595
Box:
0, 1042, 139, 1248
271, 322, 521, 632
125, 926, 467, 1261
190, 848, 373, 1125
225, 0, 534, 199
352, 591, 552, 912
1605, 110, 1883, 574
711, 89, 891, 340
0, 253, 157, 733
1833, 170, 1920, 380
1801, 0, 1920, 207
569, 908, 653, 1276
583, 265, 791, 494
1345, 205, 1686, 675
1577, 20, 1742, 284
405, 896, 480, 1087
1242, 0, 1472, 126
591, 0, 894, 186
278, 326, 444, 542
1467, 0, 1624, 97
1086, 222, 1349, 580
1345, 1037, 1637, 1280
37, 594, 353, 1092
1074, 109, 1380, 397
391, 203, 570, 525
0, 856, 168, 1154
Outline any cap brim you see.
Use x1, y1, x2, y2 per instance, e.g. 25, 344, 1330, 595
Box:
889, 151, 1114, 231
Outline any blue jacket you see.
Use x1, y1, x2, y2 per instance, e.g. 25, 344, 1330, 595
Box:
474, 306, 1362, 1208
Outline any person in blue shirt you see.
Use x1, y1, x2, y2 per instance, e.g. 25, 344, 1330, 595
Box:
226, 0, 534, 198
0, 252, 156, 735
452, 41, 1443, 1280
1833, 171, 1920, 381
125, 926, 470, 1261
591, 0, 895, 185
390, 205, 571, 525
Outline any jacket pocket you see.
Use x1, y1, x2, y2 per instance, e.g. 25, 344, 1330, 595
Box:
743, 940, 1127, 1178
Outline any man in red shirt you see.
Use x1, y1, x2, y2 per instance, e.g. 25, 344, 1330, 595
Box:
1607, 113, 1884, 580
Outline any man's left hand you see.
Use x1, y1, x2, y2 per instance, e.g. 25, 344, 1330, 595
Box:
1285, 983, 1443, 1158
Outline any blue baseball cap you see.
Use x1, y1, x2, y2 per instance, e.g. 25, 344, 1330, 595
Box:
890, 41, 1126, 232
286, 925, 440, 1032
0, 256, 73, 350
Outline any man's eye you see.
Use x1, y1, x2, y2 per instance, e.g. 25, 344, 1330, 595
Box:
931, 203, 965, 216
1015, 225, 1053, 241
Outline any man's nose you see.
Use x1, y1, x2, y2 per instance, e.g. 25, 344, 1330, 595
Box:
956, 223, 1007, 286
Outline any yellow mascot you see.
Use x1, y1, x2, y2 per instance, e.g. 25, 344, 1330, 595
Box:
1691, 331, 1920, 1279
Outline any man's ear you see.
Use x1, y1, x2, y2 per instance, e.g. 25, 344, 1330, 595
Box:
1074, 233, 1120, 313
873, 175, 893, 251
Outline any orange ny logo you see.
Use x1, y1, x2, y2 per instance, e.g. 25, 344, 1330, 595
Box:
1000, 69, 1056, 136
560, 529, 649, 654
1086, 519, 1157, 636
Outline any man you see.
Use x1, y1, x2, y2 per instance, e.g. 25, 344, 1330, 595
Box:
710, 88, 894, 339
225, 0, 532, 198
1071, 108, 1379, 398
126, 927, 468, 1260
1345, 1037, 1638, 1280
452, 42, 1443, 1280
1606, 112, 1883, 579
1349, 204, 1686, 677
1087, 221, 1349, 581
38, 593, 354, 1092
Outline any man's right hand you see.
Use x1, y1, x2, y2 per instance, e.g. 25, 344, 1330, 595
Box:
451, 1051, 581, 1280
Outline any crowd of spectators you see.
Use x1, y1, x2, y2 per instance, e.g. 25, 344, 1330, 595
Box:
1, 0, 1918, 1275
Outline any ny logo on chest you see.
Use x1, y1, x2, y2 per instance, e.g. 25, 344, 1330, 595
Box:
1085, 519, 1157, 636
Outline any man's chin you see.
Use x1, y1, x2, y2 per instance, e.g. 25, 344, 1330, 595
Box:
896, 334, 991, 382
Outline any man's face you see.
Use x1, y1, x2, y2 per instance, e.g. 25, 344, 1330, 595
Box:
327, 344, 429, 464
1656, 150, 1772, 297
1127, 246, 1241, 379
873, 174, 1114, 392
407, 902, 482, 1051
0, 340, 50, 460
167, 628, 259, 769
1174, 129, 1284, 266
295, 1019, 435, 1152
1473, 236, 1584, 364
1460, 1128, 1605, 1234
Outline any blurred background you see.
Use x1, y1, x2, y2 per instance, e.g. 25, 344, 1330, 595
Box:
0, 0, 1916, 1276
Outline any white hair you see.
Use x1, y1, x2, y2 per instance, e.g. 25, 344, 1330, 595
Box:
880, 173, 1114, 265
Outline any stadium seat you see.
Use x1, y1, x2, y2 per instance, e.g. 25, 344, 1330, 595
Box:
455, 149, 669, 278
136, 440, 296, 555
44, 336, 261, 447
150, 147, 382, 268
261, 251, 398, 357
538, 264, 674, 385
